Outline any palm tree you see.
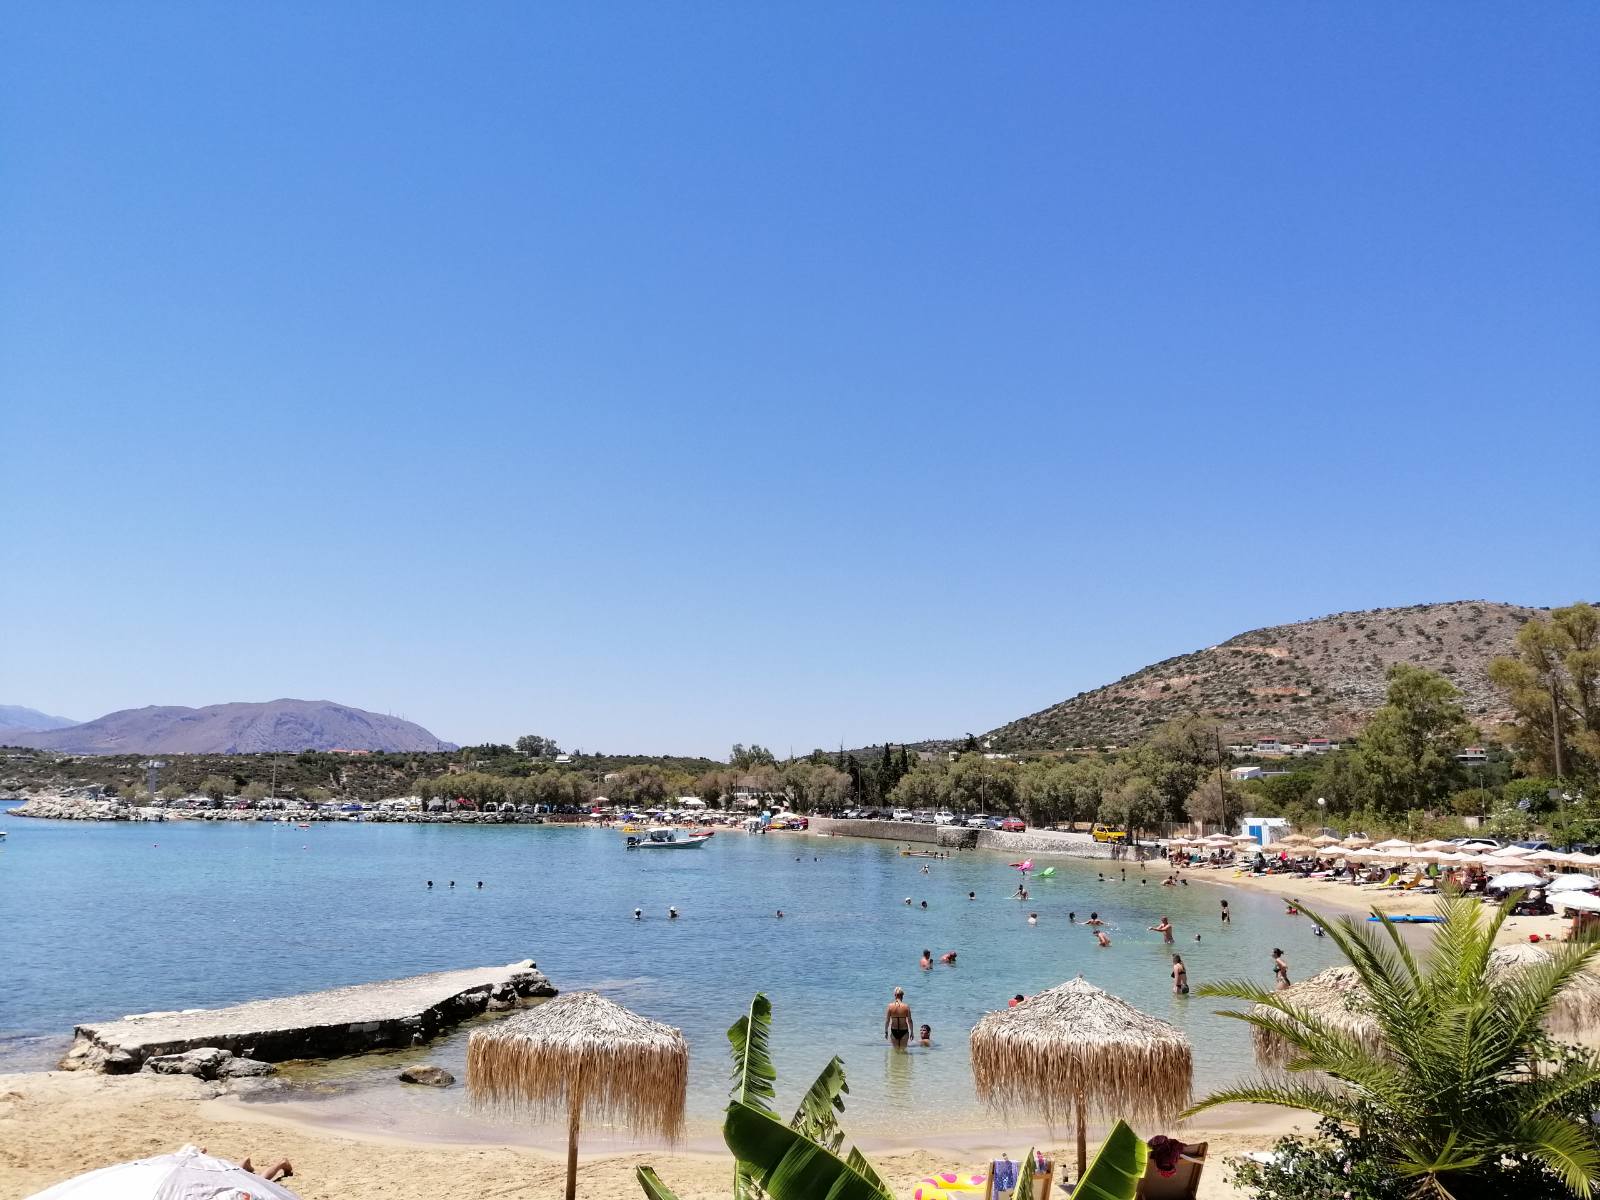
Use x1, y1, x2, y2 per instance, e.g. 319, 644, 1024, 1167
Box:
1187, 888, 1600, 1199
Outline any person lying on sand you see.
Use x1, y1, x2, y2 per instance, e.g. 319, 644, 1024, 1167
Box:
240, 1157, 294, 1183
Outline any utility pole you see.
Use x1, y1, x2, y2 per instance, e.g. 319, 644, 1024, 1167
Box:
1214, 727, 1229, 835
1552, 679, 1567, 782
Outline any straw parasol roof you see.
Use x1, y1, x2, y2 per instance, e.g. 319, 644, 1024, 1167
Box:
468, 993, 687, 1200
1310, 834, 1341, 847
1281, 833, 1312, 845
1252, 949, 1600, 1065
1342, 835, 1372, 848
1417, 839, 1456, 851
1374, 838, 1414, 851
971, 977, 1191, 1178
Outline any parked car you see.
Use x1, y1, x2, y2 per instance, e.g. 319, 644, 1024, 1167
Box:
1000, 817, 1025, 832
892, 809, 914, 822
933, 810, 956, 825
1091, 823, 1128, 844
1513, 839, 1555, 852
965, 813, 991, 828
913, 810, 935, 823
985, 817, 1005, 829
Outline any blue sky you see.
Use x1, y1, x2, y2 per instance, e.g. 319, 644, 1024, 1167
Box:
4, 6, 1597, 756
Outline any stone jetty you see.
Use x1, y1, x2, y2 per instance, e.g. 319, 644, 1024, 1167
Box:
60, 959, 556, 1074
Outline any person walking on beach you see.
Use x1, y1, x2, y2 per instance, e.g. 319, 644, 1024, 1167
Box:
1272, 947, 1290, 990
1220, 899, 1230, 925
884, 988, 913, 1050
1171, 954, 1189, 994
1149, 915, 1174, 944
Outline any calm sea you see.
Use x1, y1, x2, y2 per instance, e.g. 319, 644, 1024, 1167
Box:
0, 818, 1349, 1142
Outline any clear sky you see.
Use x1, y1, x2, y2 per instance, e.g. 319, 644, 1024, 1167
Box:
4, 6, 1597, 757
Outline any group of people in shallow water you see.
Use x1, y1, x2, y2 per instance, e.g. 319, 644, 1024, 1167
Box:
425, 880, 484, 888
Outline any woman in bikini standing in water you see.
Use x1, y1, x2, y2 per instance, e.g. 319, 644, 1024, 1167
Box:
884, 987, 913, 1050
1272, 947, 1290, 990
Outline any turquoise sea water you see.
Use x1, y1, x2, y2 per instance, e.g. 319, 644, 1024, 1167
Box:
0, 819, 1349, 1141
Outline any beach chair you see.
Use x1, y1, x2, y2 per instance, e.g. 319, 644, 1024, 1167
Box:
1134, 1141, 1207, 1200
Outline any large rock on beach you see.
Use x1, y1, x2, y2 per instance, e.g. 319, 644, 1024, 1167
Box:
145, 1047, 231, 1078
398, 1064, 454, 1087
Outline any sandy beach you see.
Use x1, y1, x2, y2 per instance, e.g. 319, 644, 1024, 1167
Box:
1166, 858, 1572, 947
0, 1070, 1299, 1200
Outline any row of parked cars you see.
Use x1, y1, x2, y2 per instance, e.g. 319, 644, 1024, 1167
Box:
837, 807, 1026, 831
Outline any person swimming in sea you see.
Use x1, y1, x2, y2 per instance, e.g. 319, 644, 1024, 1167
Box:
920, 948, 933, 971
668, 906, 678, 919
1084, 912, 1104, 926
1068, 911, 1076, 923
1027, 912, 1038, 925
918, 1024, 932, 1047
920, 900, 928, 909
1171, 954, 1189, 994
1220, 899, 1231, 925
1009, 993, 1026, 1007
1095, 929, 1112, 947
633, 908, 642, 920
1312, 924, 1326, 937
426, 880, 433, 888
968, 891, 976, 900
940, 951, 957, 965
1273, 947, 1291, 989
1149, 915, 1175, 943
776, 909, 784, 918
476, 881, 483, 889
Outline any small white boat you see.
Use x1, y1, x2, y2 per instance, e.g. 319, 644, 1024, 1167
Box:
625, 826, 705, 850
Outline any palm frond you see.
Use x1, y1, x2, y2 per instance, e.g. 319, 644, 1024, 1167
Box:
1507, 1111, 1600, 1198
636, 1165, 685, 1200
1180, 1076, 1364, 1124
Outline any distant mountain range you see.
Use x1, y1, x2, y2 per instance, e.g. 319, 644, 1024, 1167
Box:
0, 705, 79, 733
2, 699, 456, 755
986, 600, 1545, 751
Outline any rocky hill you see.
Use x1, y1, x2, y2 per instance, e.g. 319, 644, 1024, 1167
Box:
0, 705, 78, 733
987, 601, 1545, 751
3, 699, 455, 755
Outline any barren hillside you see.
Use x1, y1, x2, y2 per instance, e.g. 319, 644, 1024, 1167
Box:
987, 601, 1543, 750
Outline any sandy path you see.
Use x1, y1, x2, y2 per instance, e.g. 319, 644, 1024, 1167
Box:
0, 1071, 1294, 1199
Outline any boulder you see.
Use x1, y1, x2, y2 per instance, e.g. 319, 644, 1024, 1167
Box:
145, 1047, 231, 1078
216, 1055, 276, 1078
398, 1064, 454, 1087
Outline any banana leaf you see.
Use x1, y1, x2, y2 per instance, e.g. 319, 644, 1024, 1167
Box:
791, 1054, 849, 1153
724, 1098, 896, 1200
1073, 1120, 1149, 1200
729, 993, 777, 1113
635, 1165, 684, 1200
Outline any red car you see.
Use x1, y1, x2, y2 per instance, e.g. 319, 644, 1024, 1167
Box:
1000, 817, 1026, 832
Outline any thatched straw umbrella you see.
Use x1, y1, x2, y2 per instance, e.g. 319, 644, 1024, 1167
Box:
1310, 834, 1341, 847
970, 977, 1192, 1180
1251, 949, 1600, 1066
1342, 835, 1372, 848
467, 992, 687, 1200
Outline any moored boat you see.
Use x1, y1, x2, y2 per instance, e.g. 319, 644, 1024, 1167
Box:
625, 826, 706, 850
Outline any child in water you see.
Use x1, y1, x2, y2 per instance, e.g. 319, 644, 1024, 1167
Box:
918, 1024, 932, 1047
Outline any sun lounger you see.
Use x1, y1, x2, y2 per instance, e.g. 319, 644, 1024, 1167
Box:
1135, 1141, 1207, 1199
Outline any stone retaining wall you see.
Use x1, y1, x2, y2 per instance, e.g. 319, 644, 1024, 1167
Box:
813, 818, 1143, 860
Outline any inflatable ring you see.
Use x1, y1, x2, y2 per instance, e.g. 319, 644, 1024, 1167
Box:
912, 1171, 986, 1199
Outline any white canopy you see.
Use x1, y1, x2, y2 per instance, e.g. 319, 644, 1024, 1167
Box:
1559, 892, 1600, 914
678, 797, 707, 809
1487, 872, 1546, 890
1524, 850, 1568, 863
1374, 838, 1414, 851
1548, 874, 1600, 892
25, 1146, 302, 1200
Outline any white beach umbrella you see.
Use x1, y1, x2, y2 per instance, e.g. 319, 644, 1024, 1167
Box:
1457, 842, 1500, 854
24, 1146, 302, 1200
1559, 892, 1600, 914
1548, 874, 1600, 892
1417, 839, 1455, 851
1488, 872, 1547, 890
1481, 855, 1535, 869
1571, 853, 1600, 868
1524, 850, 1568, 864
1374, 838, 1414, 851
1437, 852, 1478, 865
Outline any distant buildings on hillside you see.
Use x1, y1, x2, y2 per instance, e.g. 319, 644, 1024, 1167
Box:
1228, 737, 1341, 758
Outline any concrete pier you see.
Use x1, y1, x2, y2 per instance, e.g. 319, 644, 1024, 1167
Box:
60, 959, 557, 1074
